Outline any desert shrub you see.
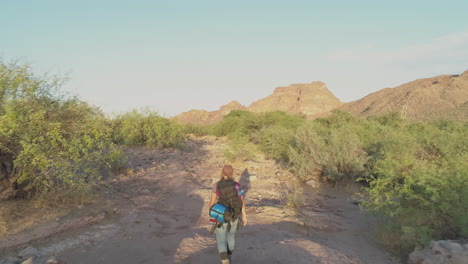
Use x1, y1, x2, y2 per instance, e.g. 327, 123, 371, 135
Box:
256, 126, 294, 162
361, 120, 468, 256
368, 111, 405, 128
289, 111, 369, 182
262, 111, 305, 129
286, 110, 467, 257
183, 123, 213, 136
112, 109, 186, 148
0, 61, 125, 196
212, 110, 265, 161
289, 123, 368, 182
213, 110, 305, 162
285, 185, 304, 210
254, 111, 305, 162
223, 135, 259, 162
213, 110, 262, 139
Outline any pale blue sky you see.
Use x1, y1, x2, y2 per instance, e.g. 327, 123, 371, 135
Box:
1, 0, 467, 117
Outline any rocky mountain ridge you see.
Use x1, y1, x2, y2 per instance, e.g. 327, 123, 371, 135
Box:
248, 81, 344, 118
340, 70, 468, 121
173, 101, 246, 125
173, 82, 344, 124
172, 71, 468, 124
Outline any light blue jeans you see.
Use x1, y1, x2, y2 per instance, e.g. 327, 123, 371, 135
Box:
215, 218, 239, 254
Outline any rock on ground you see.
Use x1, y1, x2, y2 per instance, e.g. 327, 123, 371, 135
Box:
0, 256, 22, 264
305, 179, 319, 188
20, 258, 34, 264
17, 247, 39, 260
408, 240, 468, 264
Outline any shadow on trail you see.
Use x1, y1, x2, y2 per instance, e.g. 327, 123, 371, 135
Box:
238, 168, 252, 197
176, 165, 326, 263
51, 138, 375, 264
179, 220, 352, 264
177, 164, 365, 263
56, 139, 213, 264
58, 194, 206, 264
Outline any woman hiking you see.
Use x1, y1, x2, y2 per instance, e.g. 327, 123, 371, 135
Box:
209, 165, 247, 264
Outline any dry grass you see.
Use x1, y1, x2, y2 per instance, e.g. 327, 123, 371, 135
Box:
285, 185, 304, 211
0, 190, 98, 238
331, 179, 363, 194
373, 224, 413, 261
0, 199, 64, 237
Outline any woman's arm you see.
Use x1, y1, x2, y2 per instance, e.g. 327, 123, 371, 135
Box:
209, 192, 217, 210
240, 196, 247, 226
209, 183, 218, 213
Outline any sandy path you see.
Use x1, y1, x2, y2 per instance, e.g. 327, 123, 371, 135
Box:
3, 137, 400, 264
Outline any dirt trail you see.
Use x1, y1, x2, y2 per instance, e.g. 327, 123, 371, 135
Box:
1, 137, 400, 264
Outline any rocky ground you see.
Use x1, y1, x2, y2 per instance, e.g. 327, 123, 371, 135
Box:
0, 136, 400, 264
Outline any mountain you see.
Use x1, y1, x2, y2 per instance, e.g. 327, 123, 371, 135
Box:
248, 81, 344, 118
172, 71, 468, 125
340, 71, 468, 121
172, 101, 246, 125
172, 82, 343, 124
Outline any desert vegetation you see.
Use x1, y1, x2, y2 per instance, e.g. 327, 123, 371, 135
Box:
190, 108, 467, 258
211, 110, 306, 162
0, 61, 186, 201
1, 61, 466, 260
0, 62, 122, 198
111, 108, 186, 148
290, 111, 468, 257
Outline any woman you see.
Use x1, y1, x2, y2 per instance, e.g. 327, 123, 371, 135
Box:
209, 165, 247, 264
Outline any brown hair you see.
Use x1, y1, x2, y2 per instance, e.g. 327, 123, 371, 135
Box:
220, 165, 234, 181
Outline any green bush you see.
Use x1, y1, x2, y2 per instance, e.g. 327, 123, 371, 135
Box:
212, 110, 305, 162
223, 135, 259, 162
112, 109, 186, 148
0, 61, 125, 196
255, 111, 304, 162
183, 123, 213, 136
286, 110, 467, 257
262, 111, 305, 129
256, 126, 294, 162
361, 120, 468, 256
289, 122, 368, 182
213, 110, 261, 139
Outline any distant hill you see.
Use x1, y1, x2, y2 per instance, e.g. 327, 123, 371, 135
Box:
248, 81, 343, 118
172, 82, 343, 124
172, 101, 246, 125
340, 70, 468, 121
172, 71, 468, 125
